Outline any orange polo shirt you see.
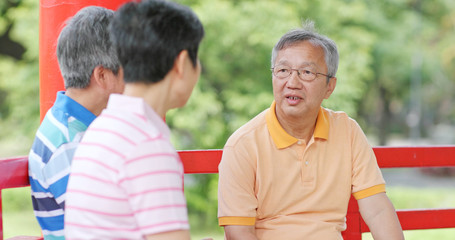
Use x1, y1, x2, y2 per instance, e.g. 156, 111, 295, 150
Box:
218, 102, 385, 240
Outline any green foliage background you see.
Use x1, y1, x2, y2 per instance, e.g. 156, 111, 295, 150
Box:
1, 0, 455, 236
0, 0, 39, 156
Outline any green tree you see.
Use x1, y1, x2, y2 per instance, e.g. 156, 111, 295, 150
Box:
357, 0, 455, 145
0, 0, 39, 157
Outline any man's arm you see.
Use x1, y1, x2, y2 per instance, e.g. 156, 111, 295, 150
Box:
145, 230, 190, 240
218, 142, 258, 240
358, 192, 404, 240
224, 225, 258, 240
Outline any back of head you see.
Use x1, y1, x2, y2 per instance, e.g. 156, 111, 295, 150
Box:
109, 0, 205, 84
57, 6, 121, 89
271, 20, 339, 78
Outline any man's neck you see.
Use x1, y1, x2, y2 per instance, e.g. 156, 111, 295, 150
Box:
276, 109, 319, 143
65, 88, 106, 116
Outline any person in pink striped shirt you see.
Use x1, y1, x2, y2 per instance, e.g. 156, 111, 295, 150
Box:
64, 0, 204, 239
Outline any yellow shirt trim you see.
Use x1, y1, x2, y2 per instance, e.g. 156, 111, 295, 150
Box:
313, 107, 329, 139
219, 216, 256, 226
353, 184, 386, 200
266, 101, 329, 149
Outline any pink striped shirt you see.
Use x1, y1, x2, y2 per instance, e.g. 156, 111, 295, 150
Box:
65, 94, 189, 239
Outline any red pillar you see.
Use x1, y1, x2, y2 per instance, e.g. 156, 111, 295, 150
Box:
39, 0, 131, 121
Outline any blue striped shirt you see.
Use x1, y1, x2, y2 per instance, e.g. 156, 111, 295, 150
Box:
28, 91, 96, 240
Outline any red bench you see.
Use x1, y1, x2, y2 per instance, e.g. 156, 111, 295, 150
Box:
1, 146, 455, 240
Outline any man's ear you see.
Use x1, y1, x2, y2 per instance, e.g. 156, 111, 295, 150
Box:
324, 77, 337, 99
91, 65, 108, 89
173, 50, 189, 79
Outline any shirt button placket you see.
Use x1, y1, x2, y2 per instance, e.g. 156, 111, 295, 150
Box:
299, 141, 309, 166
298, 140, 310, 186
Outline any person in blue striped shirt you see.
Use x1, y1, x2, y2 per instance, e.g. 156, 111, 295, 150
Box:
28, 6, 124, 240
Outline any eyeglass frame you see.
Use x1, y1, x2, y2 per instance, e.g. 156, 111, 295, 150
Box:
271, 66, 333, 82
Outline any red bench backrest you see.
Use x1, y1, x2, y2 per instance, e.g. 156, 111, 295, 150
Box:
1, 146, 455, 240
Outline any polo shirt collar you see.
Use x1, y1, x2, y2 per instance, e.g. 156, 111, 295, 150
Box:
54, 91, 96, 127
265, 101, 329, 149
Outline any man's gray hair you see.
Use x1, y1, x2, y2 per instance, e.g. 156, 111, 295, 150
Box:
57, 6, 120, 89
271, 20, 339, 79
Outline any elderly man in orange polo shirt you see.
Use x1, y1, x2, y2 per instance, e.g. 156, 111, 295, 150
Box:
217, 21, 404, 240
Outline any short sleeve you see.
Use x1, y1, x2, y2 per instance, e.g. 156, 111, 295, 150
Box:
350, 120, 386, 199
44, 142, 77, 206
218, 143, 257, 226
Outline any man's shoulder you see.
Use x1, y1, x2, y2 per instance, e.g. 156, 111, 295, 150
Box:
322, 107, 368, 142
33, 109, 70, 148
29, 105, 84, 165
322, 107, 348, 118
322, 107, 358, 126
225, 109, 269, 147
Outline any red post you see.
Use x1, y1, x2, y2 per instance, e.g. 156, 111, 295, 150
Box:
38, 0, 132, 121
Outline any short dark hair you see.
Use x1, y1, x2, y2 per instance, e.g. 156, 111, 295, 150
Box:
57, 6, 120, 89
109, 0, 204, 84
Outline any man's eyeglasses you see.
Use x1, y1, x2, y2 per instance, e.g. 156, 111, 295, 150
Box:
271, 66, 332, 82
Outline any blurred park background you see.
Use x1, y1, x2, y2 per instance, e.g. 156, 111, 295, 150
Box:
1, 0, 454, 239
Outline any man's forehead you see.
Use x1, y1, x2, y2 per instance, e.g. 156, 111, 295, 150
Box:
275, 43, 325, 65
275, 59, 318, 68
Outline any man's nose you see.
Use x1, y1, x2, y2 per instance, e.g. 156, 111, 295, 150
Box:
286, 70, 302, 88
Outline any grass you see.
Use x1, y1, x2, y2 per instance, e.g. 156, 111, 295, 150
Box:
387, 186, 455, 209
2, 186, 455, 239
2, 187, 41, 238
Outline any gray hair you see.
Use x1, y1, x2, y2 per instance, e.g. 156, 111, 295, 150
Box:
271, 20, 339, 79
57, 6, 120, 89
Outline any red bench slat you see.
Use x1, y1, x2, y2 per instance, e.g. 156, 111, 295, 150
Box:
373, 146, 455, 168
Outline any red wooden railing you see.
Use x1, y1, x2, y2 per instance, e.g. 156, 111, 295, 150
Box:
1, 146, 455, 240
